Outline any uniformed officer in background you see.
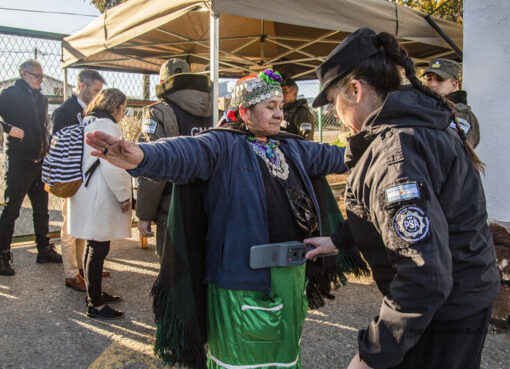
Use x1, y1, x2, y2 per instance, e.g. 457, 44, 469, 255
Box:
306, 28, 499, 369
423, 58, 480, 148
280, 78, 315, 140
136, 59, 212, 257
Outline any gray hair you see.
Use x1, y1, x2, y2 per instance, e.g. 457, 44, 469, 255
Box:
18, 59, 41, 76
77, 69, 106, 86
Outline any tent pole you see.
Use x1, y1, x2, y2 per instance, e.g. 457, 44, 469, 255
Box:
424, 15, 463, 58
318, 106, 323, 143
210, 11, 220, 126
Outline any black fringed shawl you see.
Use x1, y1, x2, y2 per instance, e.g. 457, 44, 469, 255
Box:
151, 129, 369, 369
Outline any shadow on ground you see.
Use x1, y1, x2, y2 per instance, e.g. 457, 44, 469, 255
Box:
1, 232, 508, 369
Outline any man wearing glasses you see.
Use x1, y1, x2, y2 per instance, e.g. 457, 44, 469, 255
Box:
0, 59, 61, 276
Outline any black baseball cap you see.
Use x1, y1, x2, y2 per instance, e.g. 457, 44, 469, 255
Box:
312, 27, 380, 108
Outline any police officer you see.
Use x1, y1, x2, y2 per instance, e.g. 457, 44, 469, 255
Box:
136, 59, 212, 257
423, 58, 480, 148
306, 28, 499, 369
280, 78, 315, 140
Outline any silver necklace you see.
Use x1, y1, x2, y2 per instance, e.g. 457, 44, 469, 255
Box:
249, 143, 289, 180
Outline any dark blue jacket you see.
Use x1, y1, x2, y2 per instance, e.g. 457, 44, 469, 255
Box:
51, 95, 83, 135
0, 79, 48, 160
132, 130, 346, 291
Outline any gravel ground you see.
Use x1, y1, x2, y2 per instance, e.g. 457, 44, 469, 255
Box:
1, 232, 508, 369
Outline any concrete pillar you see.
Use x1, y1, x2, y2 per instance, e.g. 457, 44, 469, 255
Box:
464, 0, 510, 222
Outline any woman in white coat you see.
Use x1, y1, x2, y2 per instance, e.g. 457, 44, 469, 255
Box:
69, 88, 132, 320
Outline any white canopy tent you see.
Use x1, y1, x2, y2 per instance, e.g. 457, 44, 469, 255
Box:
63, 0, 463, 123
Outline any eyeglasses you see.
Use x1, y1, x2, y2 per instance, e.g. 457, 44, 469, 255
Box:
26, 71, 44, 80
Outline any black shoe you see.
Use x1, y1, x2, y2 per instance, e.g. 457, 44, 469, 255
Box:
86, 292, 122, 305
87, 304, 124, 320
0, 250, 15, 276
36, 244, 63, 264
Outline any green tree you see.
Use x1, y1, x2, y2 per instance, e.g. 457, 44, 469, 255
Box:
390, 0, 463, 23
86, 0, 128, 13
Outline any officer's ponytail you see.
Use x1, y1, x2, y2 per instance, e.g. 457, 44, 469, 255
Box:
374, 32, 485, 173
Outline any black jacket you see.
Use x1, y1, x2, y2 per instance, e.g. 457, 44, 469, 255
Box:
0, 79, 49, 160
51, 95, 83, 135
136, 77, 211, 224
338, 87, 499, 368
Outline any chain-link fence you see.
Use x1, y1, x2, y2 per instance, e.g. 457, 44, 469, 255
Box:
0, 28, 154, 238
0, 27, 344, 237
298, 80, 347, 145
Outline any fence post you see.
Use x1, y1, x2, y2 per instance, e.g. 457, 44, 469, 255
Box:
63, 67, 69, 100
318, 106, 323, 143
142, 73, 150, 100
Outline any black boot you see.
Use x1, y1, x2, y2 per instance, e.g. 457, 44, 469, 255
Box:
36, 243, 63, 264
0, 250, 15, 276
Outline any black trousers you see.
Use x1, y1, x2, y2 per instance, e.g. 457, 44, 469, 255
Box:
83, 240, 110, 307
0, 158, 49, 251
390, 305, 493, 369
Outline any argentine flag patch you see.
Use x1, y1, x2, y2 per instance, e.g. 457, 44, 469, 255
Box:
386, 183, 420, 204
449, 118, 470, 134
142, 118, 158, 134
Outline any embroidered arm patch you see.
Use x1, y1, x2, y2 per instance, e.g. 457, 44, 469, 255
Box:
449, 118, 470, 134
142, 118, 158, 134
393, 206, 430, 243
385, 183, 420, 204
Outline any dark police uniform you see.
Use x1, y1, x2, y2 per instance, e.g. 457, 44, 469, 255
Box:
282, 98, 315, 140
447, 90, 480, 149
0, 79, 49, 251
332, 87, 500, 369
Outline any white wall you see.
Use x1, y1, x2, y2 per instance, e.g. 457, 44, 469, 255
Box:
464, 0, 510, 222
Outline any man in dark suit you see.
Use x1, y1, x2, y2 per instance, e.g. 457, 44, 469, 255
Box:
51, 69, 105, 291
0, 59, 59, 276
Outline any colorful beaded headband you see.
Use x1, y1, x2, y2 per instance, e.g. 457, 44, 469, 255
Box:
230, 69, 283, 110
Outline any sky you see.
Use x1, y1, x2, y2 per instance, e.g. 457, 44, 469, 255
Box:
0, 0, 101, 35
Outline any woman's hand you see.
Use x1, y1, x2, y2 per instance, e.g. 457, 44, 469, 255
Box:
120, 199, 131, 213
9, 127, 24, 139
86, 131, 144, 170
304, 236, 337, 260
346, 353, 373, 369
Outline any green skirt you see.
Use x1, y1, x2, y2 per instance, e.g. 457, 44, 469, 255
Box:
206, 264, 308, 369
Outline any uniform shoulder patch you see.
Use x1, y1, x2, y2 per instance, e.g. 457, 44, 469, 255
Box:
393, 206, 430, 243
449, 118, 470, 134
386, 183, 420, 204
142, 118, 158, 134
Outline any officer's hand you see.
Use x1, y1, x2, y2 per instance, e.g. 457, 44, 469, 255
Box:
9, 127, 24, 139
304, 237, 336, 260
138, 220, 154, 237
346, 353, 373, 369
86, 131, 144, 170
